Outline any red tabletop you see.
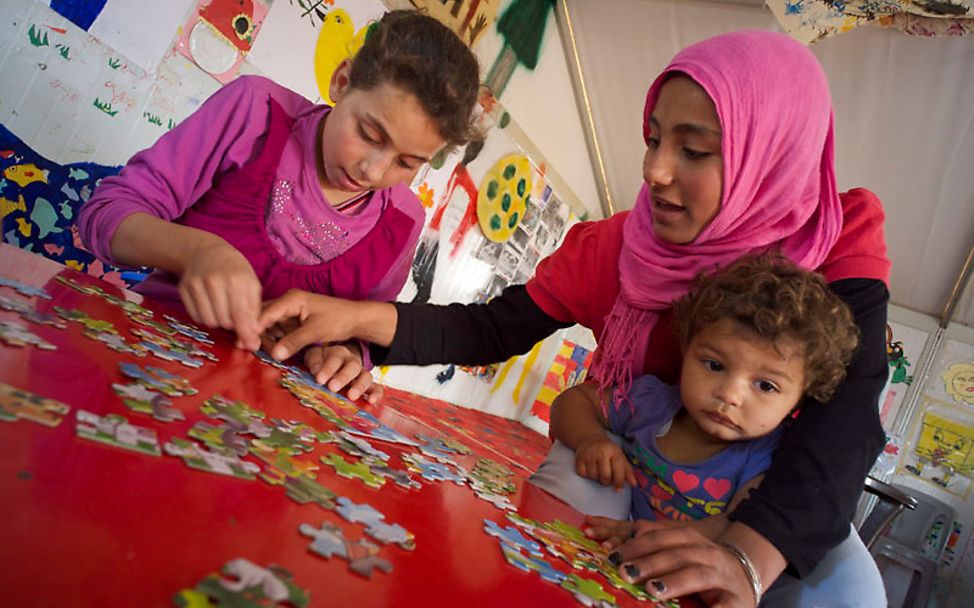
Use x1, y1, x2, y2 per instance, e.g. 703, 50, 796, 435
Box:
0, 244, 696, 608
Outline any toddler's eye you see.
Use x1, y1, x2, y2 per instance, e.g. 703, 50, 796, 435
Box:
703, 359, 723, 372
757, 380, 779, 393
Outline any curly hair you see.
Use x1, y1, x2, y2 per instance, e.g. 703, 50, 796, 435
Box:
672, 253, 859, 403
349, 10, 481, 147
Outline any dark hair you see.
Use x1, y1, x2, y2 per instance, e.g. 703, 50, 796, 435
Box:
349, 10, 481, 146
673, 253, 860, 403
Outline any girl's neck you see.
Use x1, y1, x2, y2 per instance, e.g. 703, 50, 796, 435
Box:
656, 408, 732, 464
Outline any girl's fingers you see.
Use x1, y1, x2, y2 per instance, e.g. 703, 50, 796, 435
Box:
312, 351, 343, 385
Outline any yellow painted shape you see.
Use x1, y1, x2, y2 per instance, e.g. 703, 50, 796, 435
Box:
15, 217, 31, 237
477, 153, 532, 243
489, 355, 519, 395
313, 9, 368, 105
511, 341, 542, 403
0, 194, 26, 219
65, 260, 84, 270
3, 163, 48, 187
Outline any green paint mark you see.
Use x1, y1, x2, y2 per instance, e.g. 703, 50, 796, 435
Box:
55, 44, 70, 60
486, 180, 498, 199
108, 57, 122, 70
508, 212, 519, 229
490, 215, 501, 231
516, 178, 526, 197
500, 193, 511, 212
143, 112, 163, 127
498, 112, 511, 129
28, 25, 49, 47
93, 98, 119, 117
502, 164, 516, 180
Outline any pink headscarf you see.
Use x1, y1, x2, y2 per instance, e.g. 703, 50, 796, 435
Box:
592, 30, 844, 405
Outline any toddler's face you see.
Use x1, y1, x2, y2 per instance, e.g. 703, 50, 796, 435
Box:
643, 75, 723, 245
679, 319, 806, 444
319, 65, 444, 196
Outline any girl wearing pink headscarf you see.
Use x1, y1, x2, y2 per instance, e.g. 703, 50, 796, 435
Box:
261, 30, 890, 606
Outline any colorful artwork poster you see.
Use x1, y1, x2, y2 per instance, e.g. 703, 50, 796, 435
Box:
0, 123, 145, 287
879, 321, 930, 427
45, 0, 198, 71
175, 0, 270, 84
530, 339, 594, 423
246, 0, 387, 102
900, 396, 974, 498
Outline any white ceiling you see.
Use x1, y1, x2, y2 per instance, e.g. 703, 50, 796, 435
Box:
564, 0, 974, 327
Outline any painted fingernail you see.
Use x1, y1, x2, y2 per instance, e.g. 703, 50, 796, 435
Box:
624, 563, 640, 580
607, 551, 622, 567
650, 579, 666, 594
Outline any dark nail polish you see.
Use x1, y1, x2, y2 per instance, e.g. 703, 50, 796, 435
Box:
624, 563, 640, 579
650, 579, 666, 594
607, 551, 622, 567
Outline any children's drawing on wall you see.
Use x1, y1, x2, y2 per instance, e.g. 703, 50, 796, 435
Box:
176, 0, 269, 83
247, 0, 385, 102
870, 432, 904, 478
484, 0, 555, 97
410, 141, 484, 303
878, 320, 928, 426
529, 339, 594, 423
944, 362, 974, 406
0, 124, 145, 286
408, 0, 501, 47
43, 0, 197, 71
1, 1, 218, 167
901, 397, 974, 498
922, 338, 974, 409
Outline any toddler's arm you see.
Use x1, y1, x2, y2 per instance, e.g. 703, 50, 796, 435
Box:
550, 382, 636, 490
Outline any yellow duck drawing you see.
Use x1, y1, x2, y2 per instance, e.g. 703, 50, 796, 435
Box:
313, 9, 369, 105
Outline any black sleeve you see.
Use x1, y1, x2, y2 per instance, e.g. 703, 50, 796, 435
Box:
369, 285, 573, 366
729, 278, 889, 578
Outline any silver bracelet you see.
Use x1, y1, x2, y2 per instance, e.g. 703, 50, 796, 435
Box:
717, 540, 763, 606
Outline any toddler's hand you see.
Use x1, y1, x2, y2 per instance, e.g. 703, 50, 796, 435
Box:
575, 435, 637, 490
305, 342, 383, 405
178, 240, 262, 351
583, 515, 634, 550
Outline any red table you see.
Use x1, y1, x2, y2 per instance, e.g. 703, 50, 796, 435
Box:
0, 244, 691, 607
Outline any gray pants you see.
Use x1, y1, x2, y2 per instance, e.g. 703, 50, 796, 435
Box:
529, 440, 886, 607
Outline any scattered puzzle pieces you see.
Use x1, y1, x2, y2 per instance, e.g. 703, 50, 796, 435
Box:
335, 497, 415, 550
299, 521, 393, 578
0, 382, 70, 426
164, 437, 260, 480
484, 519, 543, 557
0, 293, 67, 328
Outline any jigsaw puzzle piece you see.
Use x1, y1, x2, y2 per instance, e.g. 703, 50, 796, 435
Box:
320, 453, 385, 489
484, 519, 543, 557
0, 320, 56, 350
0, 382, 70, 426
112, 382, 185, 423
0, 276, 51, 299
173, 558, 310, 607
164, 437, 260, 480
76, 409, 161, 456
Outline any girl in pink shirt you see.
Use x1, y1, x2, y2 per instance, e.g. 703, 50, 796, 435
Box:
79, 11, 480, 402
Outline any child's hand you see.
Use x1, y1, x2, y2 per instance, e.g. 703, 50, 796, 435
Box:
583, 515, 634, 550
178, 240, 262, 351
575, 434, 637, 490
305, 342, 383, 404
